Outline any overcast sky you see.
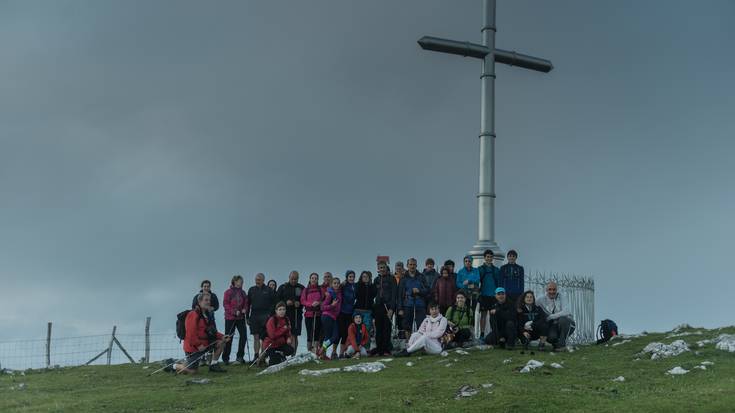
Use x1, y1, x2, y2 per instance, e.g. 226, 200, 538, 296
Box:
1, 0, 733, 341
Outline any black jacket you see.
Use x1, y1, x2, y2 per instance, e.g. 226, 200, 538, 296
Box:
248, 285, 276, 316
277, 282, 305, 309
373, 274, 397, 311
355, 281, 377, 310
490, 299, 516, 327
517, 303, 548, 331
191, 291, 219, 312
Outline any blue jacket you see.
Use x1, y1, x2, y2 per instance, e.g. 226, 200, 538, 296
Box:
456, 266, 480, 291
340, 281, 357, 315
398, 272, 430, 308
499, 263, 525, 296
478, 264, 499, 297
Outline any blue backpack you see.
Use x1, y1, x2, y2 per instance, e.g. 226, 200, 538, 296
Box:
596, 319, 618, 344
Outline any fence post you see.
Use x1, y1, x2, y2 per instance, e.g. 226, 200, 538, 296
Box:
46, 322, 52, 368
107, 326, 117, 366
144, 317, 151, 363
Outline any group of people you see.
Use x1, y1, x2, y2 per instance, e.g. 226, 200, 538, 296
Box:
172, 249, 576, 374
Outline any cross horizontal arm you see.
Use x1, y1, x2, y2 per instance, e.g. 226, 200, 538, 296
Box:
494, 49, 553, 73
417, 36, 490, 59
417, 36, 553, 73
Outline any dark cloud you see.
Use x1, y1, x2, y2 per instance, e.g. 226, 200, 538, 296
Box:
1, 0, 733, 339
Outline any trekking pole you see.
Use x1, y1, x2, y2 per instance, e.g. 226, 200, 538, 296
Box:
248, 343, 272, 369
150, 320, 236, 376
412, 300, 417, 333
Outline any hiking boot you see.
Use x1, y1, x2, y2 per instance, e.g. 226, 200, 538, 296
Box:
222, 359, 230, 366
235, 357, 245, 364
208, 363, 227, 373
161, 358, 175, 373
538, 342, 547, 352
395, 349, 410, 357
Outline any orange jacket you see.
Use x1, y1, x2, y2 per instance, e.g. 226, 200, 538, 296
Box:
347, 323, 369, 349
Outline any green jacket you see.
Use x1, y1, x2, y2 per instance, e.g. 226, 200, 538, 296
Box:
445, 305, 474, 329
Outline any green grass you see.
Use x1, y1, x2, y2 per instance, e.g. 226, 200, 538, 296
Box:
2, 326, 734, 413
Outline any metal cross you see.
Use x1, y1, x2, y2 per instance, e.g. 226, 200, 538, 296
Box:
418, 0, 553, 263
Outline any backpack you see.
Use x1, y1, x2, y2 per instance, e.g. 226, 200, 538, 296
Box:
596, 319, 618, 344
176, 310, 190, 340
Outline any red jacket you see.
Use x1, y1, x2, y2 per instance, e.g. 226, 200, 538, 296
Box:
347, 323, 369, 350
224, 286, 249, 320
433, 276, 457, 309
183, 307, 223, 353
262, 315, 291, 349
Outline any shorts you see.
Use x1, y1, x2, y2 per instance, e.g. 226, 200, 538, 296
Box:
184, 350, 207, 370
479, 295, 497, 311
249, 313, 269, 337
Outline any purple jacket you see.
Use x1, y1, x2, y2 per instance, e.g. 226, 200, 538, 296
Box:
320, 288, 342, 320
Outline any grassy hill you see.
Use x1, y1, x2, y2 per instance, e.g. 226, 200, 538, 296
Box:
2, 325, 734, 413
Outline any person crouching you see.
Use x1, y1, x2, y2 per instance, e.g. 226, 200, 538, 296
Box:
345, 313, 370, 359
396, 302, 447, 357
174, 293, 230, 374
262, 302, 295, 366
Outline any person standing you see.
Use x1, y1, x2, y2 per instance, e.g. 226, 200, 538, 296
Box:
477, 249, 500, 338
277, 271, 304, 352
267, 280, 277, 292
320, 272, 333, 295
422, 258, 440, 291
300, 273, 323, 353
354, 271, 376, 337
398, 258, 429, 336
191, 280, 220, 326
337, 270, 357, 358
371, 261, 397, 356
319, 277, 342, 359
499, 250, 525, 305
432, 266, 457, 314
536, 281, 576, 350
456, 255, 481, 314
248, 273, 276, 360
222, 275, 249, 364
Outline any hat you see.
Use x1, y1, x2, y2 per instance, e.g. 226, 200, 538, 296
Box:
495, 287, 506, 294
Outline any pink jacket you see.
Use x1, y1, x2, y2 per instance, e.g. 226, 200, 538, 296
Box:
300, 285, 323, 318
223, 286, 249, 321
418, 314, 448, 340
320, 288, 342, 320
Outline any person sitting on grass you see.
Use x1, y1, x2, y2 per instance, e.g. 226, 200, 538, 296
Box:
319, 277, 342, 359
396, 302, 447, 357
262, 302, 295, 366
483, 287, 517, 350
517, 290, 549, 351
345, 313, 370, 359
444, 290, 474, 348
172, 293, 230, 374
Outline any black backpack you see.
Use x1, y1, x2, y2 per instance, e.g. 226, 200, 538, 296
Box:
176, 310, 190, 340
596, 319, 618, 344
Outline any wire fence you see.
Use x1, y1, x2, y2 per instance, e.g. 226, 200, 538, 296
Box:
0, 272, 594, 371
526, 271, 596, 345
